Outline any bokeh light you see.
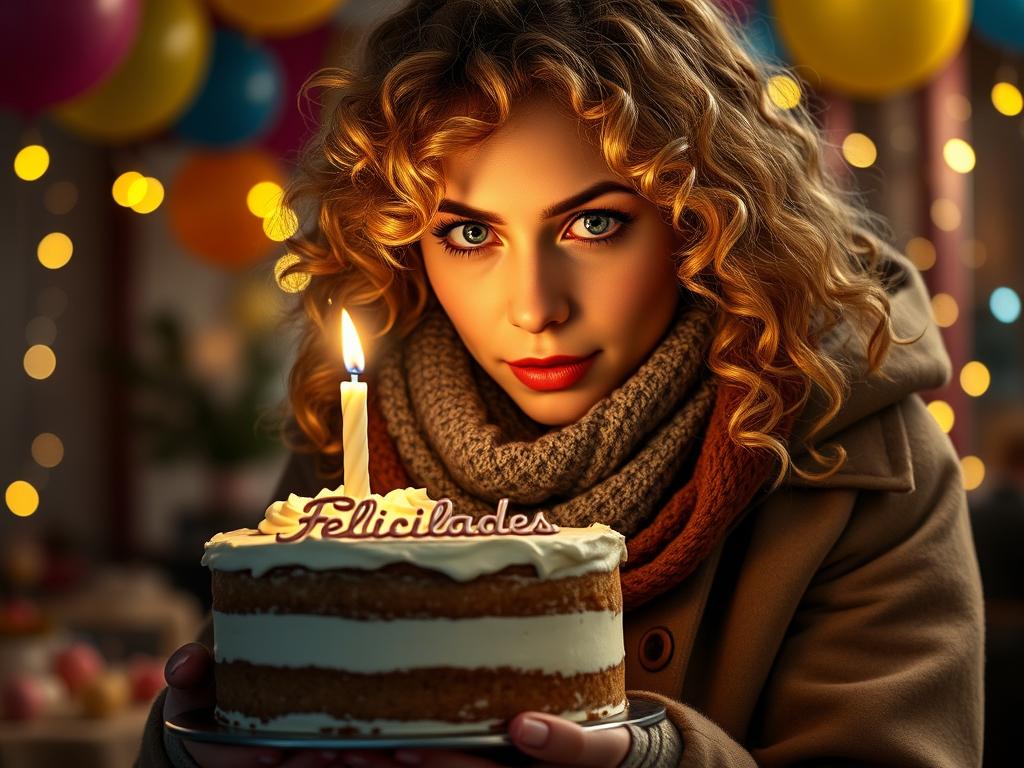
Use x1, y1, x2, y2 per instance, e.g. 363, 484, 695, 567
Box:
44, 181, 78, 215
962, 239, 987, 269
960, 456, 985, 491
5, 481, 39, 518
247, 181, 284, 218
130, 177, 164, 214
943, 138, 975, 174
930, 293, 959, 328
23, 344, 56, 380
992, 81, 1023, 116
263, 205, 299, 242
14, 145, 49, 181
767, 75, 801, 110
944, 93, 971, 122
112, 171, 145, 207
990, 286, 1021, 323
37, 232, 73, 270
842, 132, 877, 168
930, 198, 962, 231
31, 433, 64, 469
25, 317, 57, 346
905, 237, 936, 271
960, 361, 991, 397
927, 400, 955, 434
274, 253, 311, 293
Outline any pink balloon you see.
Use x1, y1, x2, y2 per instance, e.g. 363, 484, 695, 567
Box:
261, 25, 332, 162
714, 0, 755, 22
0, 0, 141, 116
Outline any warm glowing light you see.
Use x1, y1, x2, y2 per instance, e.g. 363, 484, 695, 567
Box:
927, 400, 955, 434
990, 286, 1021, 323
905, 237, 936, 271
943, 138, 975, 174
960, 361, 990, 397
24, 344, 56, 380
944, 93, 971, 121
842, 132, 877, 168
930, 198, 961, 231
14, 145, 49, 181
5, 481, 39, 517
274, 253, 310, 293
31, 433, 64, 468
112, 171, 145, 207
767, 75, 801, 109
37, 232, 73, 270
341, 309, 365, 373
130, 177, 164, 214
962, 239, 987, 269
263, 205, 299, 242
931, 293, 959, 327
992, 81, 1023, 116
247, 181, 284, 218
960, 455, 985, 491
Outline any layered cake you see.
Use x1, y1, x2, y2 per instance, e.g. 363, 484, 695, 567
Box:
201, 485, 627, 735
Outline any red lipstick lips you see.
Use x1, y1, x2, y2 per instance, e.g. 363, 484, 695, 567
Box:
506, 352, 599, 392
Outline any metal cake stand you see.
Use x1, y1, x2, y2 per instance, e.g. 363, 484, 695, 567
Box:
166, 696, 665, 755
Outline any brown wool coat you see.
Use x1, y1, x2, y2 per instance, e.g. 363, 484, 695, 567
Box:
625, 252, 984, 766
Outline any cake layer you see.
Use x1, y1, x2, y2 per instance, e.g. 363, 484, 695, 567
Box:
212, 609, 624, 675
212, 563, 622, 618
214, 660, 626, 730
202, 523, 626, 581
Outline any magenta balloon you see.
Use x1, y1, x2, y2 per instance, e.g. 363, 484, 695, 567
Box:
261, 26, 331, 161
0, 0, 141, 115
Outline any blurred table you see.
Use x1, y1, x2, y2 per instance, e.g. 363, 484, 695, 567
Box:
0, 704, 150, 768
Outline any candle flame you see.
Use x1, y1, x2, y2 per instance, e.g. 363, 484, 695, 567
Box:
341, 309, 365, 374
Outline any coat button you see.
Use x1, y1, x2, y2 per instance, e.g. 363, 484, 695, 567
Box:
638, 626, 674, 672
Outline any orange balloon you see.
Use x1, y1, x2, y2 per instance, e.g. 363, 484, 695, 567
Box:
167, 149, 286, 270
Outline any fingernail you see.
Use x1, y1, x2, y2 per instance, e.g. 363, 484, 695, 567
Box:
165, 652, 188, 682
517, 716, 549, 747
394, 750, 423, 764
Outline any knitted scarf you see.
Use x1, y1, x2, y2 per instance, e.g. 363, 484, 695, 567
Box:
366, 300, 801, 611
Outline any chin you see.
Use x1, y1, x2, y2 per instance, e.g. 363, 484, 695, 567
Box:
509, 389, 598, 428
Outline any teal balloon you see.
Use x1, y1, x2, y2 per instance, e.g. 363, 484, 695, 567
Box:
175, 28, 283, 147
741, 0, 789, 64
974, 0, 1024, 53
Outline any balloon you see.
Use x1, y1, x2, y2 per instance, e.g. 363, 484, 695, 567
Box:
0, 0, 141, 115
53, 0, 212, 143
741, 0, 788, 64
770, 0, 970, 98
175, 28, 284, 147
262, 26, 332, 160
167, 149, 286, 270
714, 0, 755, 22
974, 0, 1024, 53
209, 0, 344, 37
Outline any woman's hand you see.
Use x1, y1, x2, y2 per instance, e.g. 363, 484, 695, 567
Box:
163, 642, 339, 767
340, 711, 632, 767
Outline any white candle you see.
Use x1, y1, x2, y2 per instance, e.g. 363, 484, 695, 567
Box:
340, 309, 370, 501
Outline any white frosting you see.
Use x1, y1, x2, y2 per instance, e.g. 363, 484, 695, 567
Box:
213, 610, 624, 675
215, 699, 628, 735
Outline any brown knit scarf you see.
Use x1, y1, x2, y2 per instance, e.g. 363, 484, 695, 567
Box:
366, 300, 801, 611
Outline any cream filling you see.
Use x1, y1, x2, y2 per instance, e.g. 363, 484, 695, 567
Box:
215, 699, 628, 735
213, 610, 624, 675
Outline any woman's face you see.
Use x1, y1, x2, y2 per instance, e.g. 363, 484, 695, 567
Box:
420, 95, 682, 426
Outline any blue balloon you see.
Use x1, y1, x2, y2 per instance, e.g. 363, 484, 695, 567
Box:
740, 0, 789, 64
175, 28, 283, 147
974, 0, 1024, 53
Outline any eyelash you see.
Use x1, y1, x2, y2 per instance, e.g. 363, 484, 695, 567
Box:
429, 208, 635, 258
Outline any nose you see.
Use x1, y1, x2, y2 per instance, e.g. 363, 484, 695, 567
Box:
505, 249, 570, 333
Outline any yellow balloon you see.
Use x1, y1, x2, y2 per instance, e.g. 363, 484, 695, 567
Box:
770, 0, 970, 99
209, 0, 343, 37
53, 0, 212, 143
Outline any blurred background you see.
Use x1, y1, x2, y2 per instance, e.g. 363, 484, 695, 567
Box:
0, 0, 1021, 766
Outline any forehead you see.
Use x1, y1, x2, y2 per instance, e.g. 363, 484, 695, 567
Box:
440, 95, 612, 204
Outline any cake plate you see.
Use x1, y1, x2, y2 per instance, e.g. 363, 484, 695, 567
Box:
166, 697, 665, 761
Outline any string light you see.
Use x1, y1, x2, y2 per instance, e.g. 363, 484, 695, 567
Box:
926, 400, 955, 433
990, 286, 1021, 323
130, 177, 164, 214
905, 237, 936, 271
930, 198, 961, 231
247, 181, 284, 218
263, 205, 299, 242
767, 75, 801, 110
930, 293, 959, 327
5, 481, 39, 518
274, 253, 311, 293
943, 138, 975, 174
960, 456, 985, 491
31, 433, 64, 468
841, 133, 877, 168
112, 171, 145, 207
14, 145, 49, 181
991, 81, 1023, 116
23, 344, 56, 380
959, 361, 991, 397
37, 232, 73, 270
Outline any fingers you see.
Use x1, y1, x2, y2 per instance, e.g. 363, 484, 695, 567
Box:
163, 643, 215, 719
507, 712, 631, 768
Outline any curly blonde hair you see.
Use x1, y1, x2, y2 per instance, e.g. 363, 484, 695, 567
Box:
280, 0, 917, 489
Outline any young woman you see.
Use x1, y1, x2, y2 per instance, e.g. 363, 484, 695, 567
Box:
139, 1, 984, 766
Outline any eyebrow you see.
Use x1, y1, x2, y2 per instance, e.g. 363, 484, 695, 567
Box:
436, 180, 638, 226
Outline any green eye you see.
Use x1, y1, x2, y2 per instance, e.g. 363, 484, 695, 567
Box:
461, 223, 488, 245
581, 214, 611, 235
